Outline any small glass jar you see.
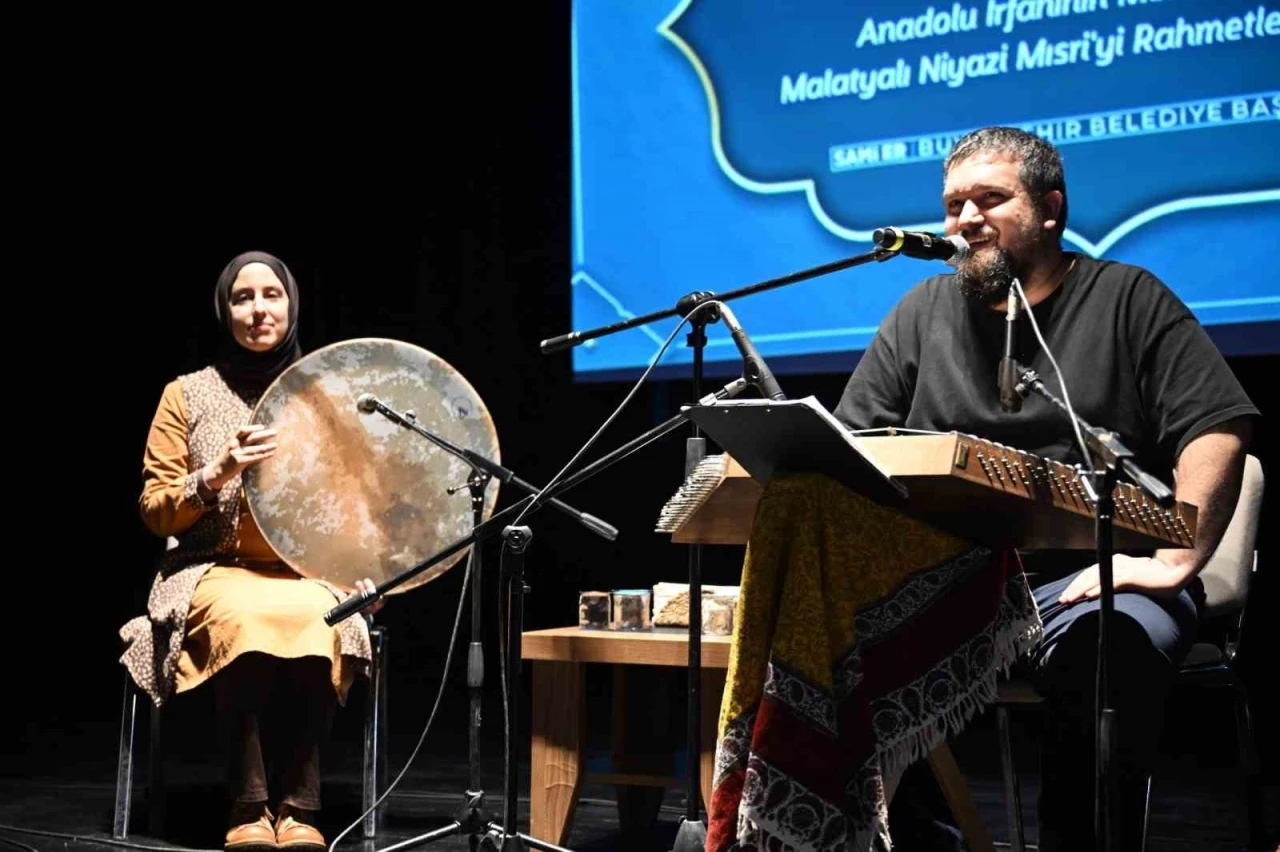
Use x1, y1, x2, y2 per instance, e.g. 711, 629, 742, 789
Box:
702, 595, 736, 636
609, 589, 653, 631
578, 591, 610, 630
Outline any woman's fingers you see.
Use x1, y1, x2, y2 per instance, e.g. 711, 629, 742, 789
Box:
355, 578, 386, 613
240, 427, 278, 446
231, 443, 277, 468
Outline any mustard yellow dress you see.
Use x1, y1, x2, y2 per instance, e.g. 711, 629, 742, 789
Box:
120, 366, 371, 706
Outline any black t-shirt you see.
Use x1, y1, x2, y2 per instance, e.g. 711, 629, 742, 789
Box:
834, 255, 1258, 577
836, 254, 1257, 476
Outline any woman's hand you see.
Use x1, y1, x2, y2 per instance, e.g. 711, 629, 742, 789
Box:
354, 577, 386, 616
202, 425, 278, 491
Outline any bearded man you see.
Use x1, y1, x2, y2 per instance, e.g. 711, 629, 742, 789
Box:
834, 126, 1258, 851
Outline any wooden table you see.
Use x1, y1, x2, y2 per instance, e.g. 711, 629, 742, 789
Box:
521, 626, 729, 844
520, 625, 993, 851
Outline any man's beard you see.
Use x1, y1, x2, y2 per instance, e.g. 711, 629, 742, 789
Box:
954, 244, 1021, 304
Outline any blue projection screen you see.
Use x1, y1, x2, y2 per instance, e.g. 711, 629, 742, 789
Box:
570, 0, 1280, 380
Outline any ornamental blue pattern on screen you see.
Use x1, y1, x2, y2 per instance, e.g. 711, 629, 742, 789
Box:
571, 0, 1280, 378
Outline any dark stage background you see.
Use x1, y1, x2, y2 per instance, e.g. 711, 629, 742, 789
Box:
9, 4, 1276, 810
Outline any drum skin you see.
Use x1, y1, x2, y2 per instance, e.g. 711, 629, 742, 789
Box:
243, 338, 500, 593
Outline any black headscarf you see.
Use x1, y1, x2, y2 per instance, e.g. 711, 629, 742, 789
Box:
212, 251, 302, 391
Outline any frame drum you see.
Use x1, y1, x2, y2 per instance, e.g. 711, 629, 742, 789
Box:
243, 337, 500, 592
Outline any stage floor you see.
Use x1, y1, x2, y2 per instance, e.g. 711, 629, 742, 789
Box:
1, 701, 1272, 851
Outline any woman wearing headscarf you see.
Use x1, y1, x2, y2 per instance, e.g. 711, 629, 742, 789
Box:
119, 251, 380, 852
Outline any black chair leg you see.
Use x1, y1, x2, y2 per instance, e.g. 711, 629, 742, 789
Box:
148, 700, 165, 837
1232, 683, 1266, 850
1140, 775, 1152, 852
113, 673, 140, 839
363, 625, 389, 839
997, 705, 1027, 852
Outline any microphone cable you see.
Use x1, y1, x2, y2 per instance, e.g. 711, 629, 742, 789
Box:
510, 298, 727, 530
1010, 278, 1092, 469
326, 547, 475, 852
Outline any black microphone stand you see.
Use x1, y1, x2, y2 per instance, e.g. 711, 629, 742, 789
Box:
1011, 365, 1175, 852
352, 397, 617, 852
329, 378, 751, 852
540, 247, 899, 850
677, 293, 712, 852
362, 396, 621, 543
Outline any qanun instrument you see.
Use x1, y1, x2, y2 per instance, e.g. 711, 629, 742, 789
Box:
659, 432, 1195, 551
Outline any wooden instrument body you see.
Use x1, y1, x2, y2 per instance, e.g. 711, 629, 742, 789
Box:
669, 433, 1195, 551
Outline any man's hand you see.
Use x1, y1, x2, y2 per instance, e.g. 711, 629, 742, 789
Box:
1057, 554, 1186, 604
1058, 419, 1253, 608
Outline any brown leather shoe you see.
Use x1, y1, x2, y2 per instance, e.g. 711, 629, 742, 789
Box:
275, 807, 325, 852
225, 805, 276, 852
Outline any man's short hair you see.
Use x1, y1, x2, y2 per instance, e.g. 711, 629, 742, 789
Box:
944, 127, 1068, 235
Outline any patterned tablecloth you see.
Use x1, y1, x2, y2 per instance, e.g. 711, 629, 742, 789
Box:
707, 473, 1042, 851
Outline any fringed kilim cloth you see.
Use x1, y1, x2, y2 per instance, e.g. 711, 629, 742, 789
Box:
707, 472, 1042, 851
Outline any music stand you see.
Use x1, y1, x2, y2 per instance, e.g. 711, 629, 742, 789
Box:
681, 397, 907, 506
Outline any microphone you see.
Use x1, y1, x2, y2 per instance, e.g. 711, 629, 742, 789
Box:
999, 285, 1022, 413
325, 587, 378, 626
356, 393, 379, 414
873, 227, 970, 265
715, 302, 786, 400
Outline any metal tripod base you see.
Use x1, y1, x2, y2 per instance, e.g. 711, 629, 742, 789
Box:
377, 790, 494, 852
483, 823, 575, 852
379, 820, 463, 852
670, 817, 707, 852
379, 800, 575, 852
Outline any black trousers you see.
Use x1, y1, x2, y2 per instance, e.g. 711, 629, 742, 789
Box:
1024, 569, 1198, 852
889, 559, 1200, 852
212, 652, 337, 813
